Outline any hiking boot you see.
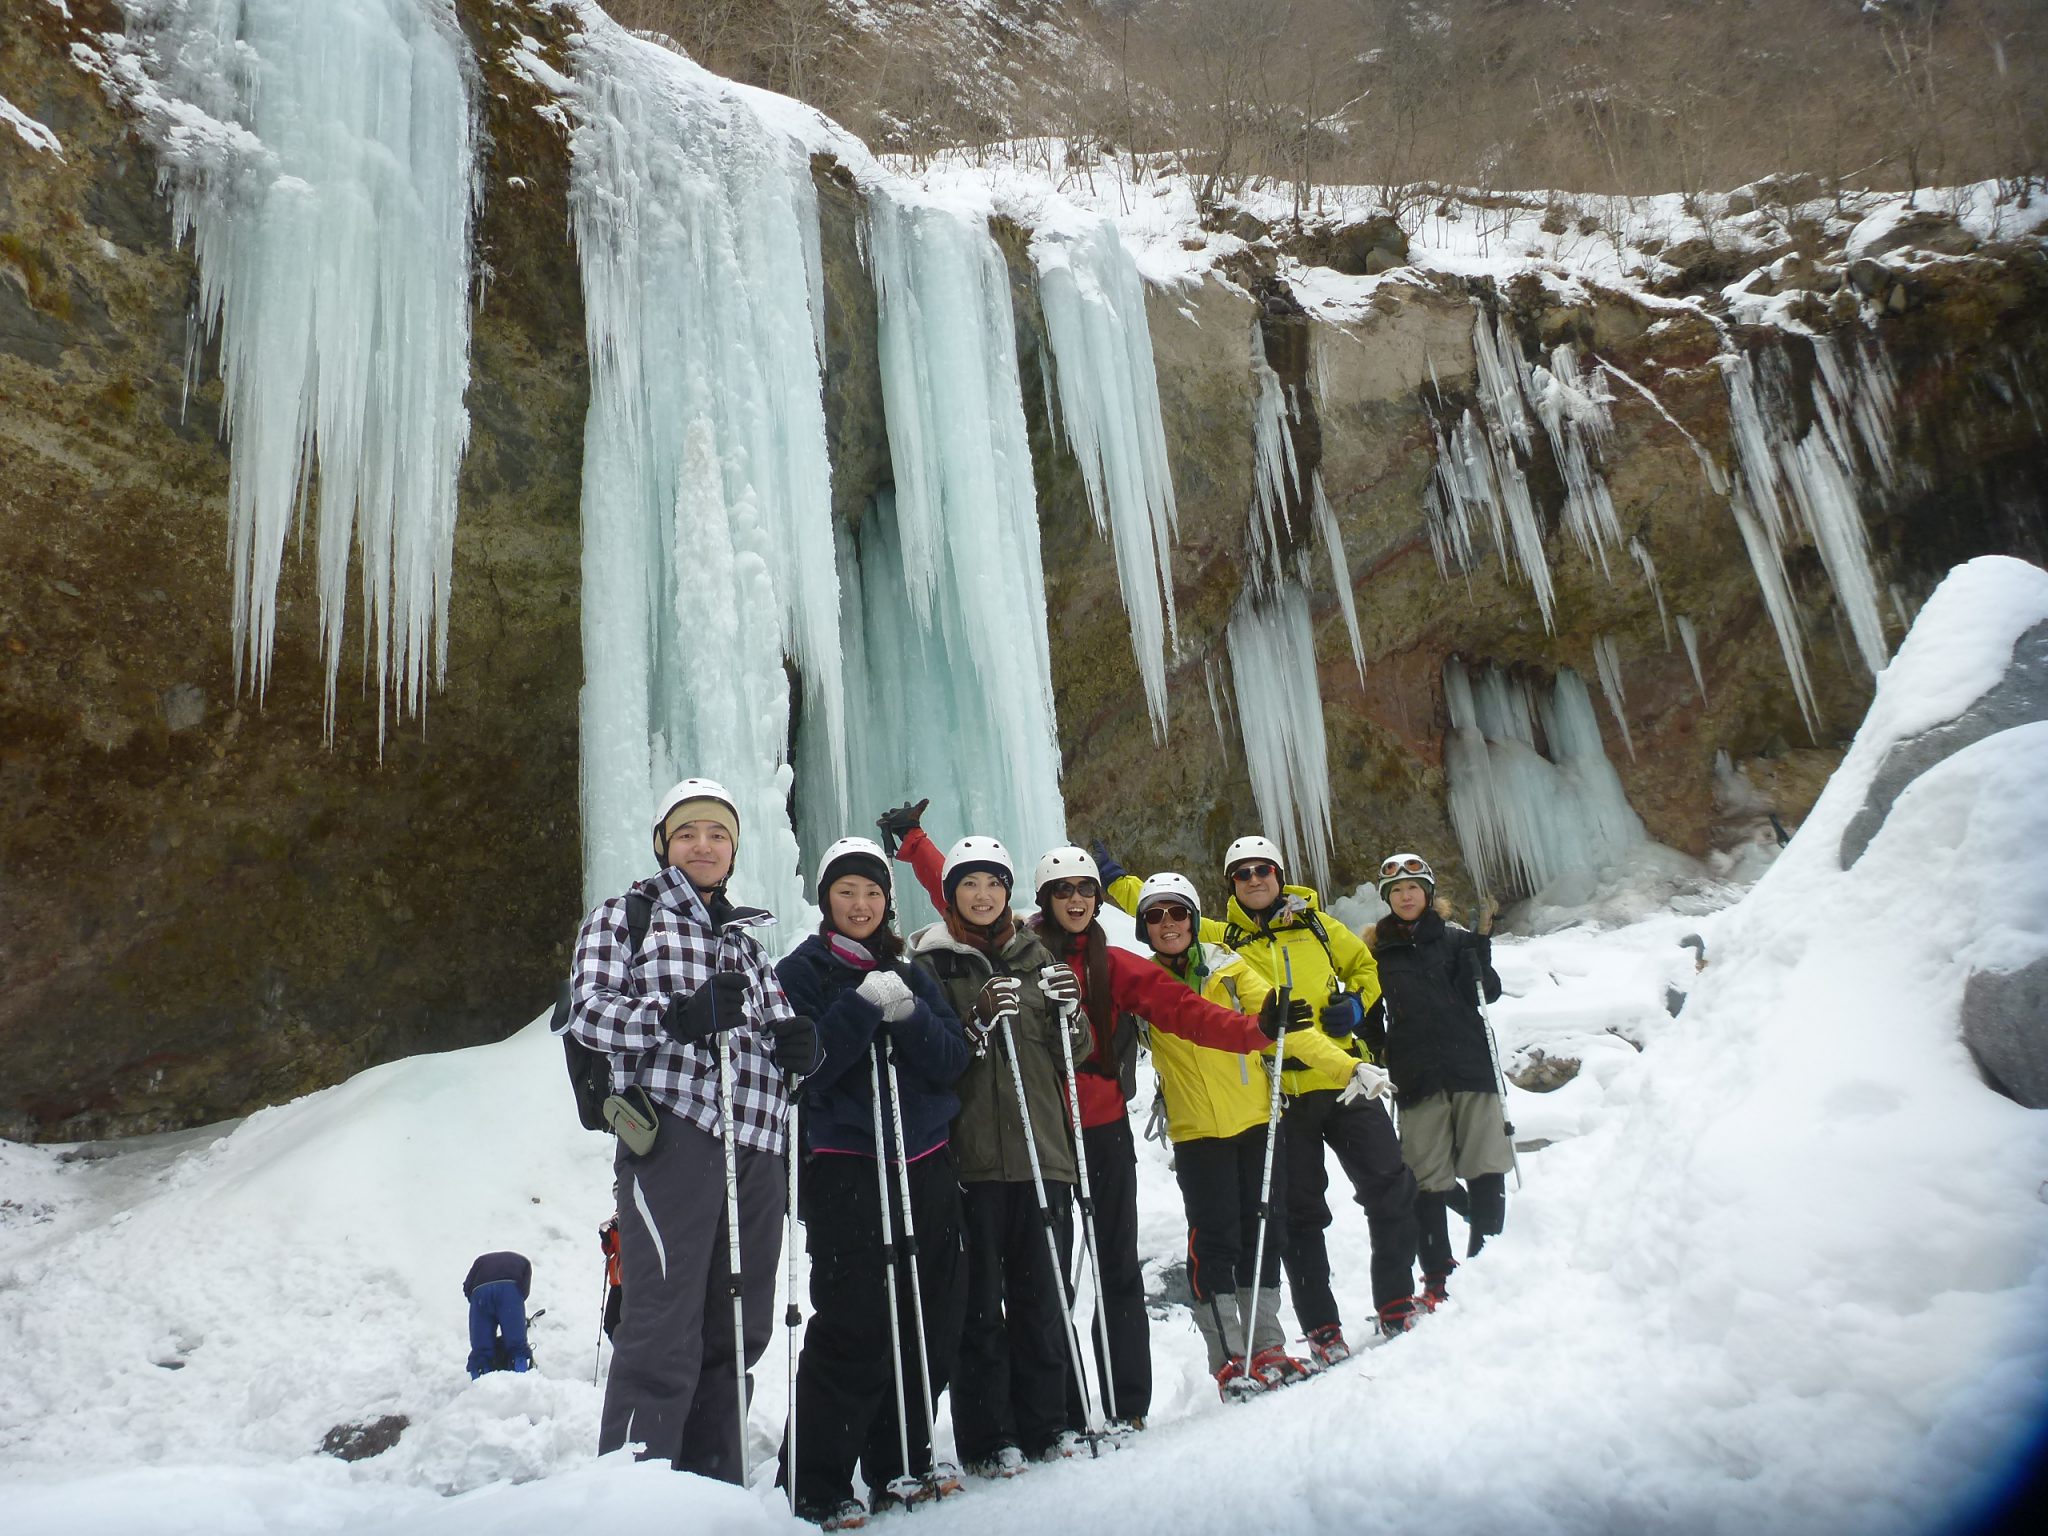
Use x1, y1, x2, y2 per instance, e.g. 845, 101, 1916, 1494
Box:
1032, 1428, 1096, 1462
1377, 1295, 1422, 1336
966, 1445, 1028, 1479
1421, 1270, 1453, 1310
796, 1497, 868, 1531
1248, 1344, 1313, 1388
1306, 1322, 1351, 1368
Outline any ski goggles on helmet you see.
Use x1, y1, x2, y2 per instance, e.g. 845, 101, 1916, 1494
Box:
1140, 902, 1194, 926
1044, 878, 1099, 901
1229, 862, 1278, 882
1379, 855, 1432, 880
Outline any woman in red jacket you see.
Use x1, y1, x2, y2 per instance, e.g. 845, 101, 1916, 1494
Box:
881, 803, 1284, 1435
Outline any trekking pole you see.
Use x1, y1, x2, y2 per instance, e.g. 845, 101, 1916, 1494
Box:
1244, 950, 1293, 1375
1052, 995, 1120, 1427
882, 1040, 955, 1497
783, 1083, 802, 1514
867, 1043, 917, 1499
715, 1029, 752, 1486
1472, 904, 1522, 1191
593, 1258, 609, 1388
996, 1010, 1106, 1449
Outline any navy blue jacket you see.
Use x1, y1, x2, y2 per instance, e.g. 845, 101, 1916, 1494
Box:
1362, 908, 1504, 1106
775, 932, 969, 1160
464, 1251, 532, 1298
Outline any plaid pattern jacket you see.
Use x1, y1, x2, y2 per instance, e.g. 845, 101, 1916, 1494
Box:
568, 864, 798, 1155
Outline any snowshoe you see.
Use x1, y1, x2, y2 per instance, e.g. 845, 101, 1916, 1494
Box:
1377, 1296, 1422, 1337
920, 1463, 966, 1499
1248, 1344, 1313, 1389
869, 1474, 930, 1513
1033, 1427, 1114, 1461
966, 1445, 1028, 1480
1215, 1357, 1265, 1402
796, 1496, 868, 1531
1420, 1270, 1453, 1310
1306, 1322, 1351, 1368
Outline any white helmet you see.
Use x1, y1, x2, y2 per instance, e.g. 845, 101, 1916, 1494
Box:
941, 836, 1015, 901
1223, 835, 1284, 877
652, 777, 740, 861
1134, 871, 1200, 921
1032, 845, 1101, 893
816, 835, 892, 897
1376, 851, 1437, 899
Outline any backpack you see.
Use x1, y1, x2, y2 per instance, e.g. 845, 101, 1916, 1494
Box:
550, 892, 652, 1133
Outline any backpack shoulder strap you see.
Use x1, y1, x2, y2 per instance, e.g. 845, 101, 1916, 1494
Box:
625, 892, 654, 957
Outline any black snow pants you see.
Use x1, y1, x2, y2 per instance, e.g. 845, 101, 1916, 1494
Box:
1063, 1116, 1151, 1427
1174, 1122, 1287, 1304
954, 1177, 1075, 1464
790, 1144, 966, 1509
1280, 1087, 1418, 1330
598, 1115, 784, 1481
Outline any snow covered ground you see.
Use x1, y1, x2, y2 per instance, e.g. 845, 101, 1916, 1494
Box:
3, 564, 2045, 1535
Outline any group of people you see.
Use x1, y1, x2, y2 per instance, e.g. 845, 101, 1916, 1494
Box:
563, 778, 1516, 1530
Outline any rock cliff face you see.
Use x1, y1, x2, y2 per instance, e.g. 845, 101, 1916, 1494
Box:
2, 0, 2042, 1138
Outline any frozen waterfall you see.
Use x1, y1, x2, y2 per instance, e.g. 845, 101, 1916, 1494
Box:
1443, 657, 1646, 899
1033, 219, 1180, 738
839, 191, 1068, 898
112, 0, 478, 741
567, 24, 844, 917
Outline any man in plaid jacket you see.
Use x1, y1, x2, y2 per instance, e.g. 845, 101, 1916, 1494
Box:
568, 777, 820, 1481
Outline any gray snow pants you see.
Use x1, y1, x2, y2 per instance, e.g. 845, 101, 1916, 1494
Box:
598, 1113, 785, 1481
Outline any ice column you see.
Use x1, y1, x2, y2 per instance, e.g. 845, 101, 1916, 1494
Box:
1676, 615, 1708, 702
1443, 657, 1646, 899
1718, 334, 1897, 733
1033, 219, 1180, 737
569, 23, 844, 917
845, 192, 1068, 890
1228, 586, 1336, 895
113, 0, 477, 740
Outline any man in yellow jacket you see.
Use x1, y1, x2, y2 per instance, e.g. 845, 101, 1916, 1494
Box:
1102, 836, 1423, 1360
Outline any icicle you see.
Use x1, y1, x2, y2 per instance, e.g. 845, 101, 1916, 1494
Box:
1247, 344, 1303, 587
1442, 657, 1646, 899
1311, 475, 1366, 682
1676, 615, 1708, 703
1717, 335, 1897, 725
1204, 657, 1233, 750
568, 21, 845, 917
1591, 634, 1635, 760
112, 0, 479, 745
1227, 584, 1335, 895
854, 191, 1068, 879
1530, 345, 1622, 576
1033, 218, 1181, 738
1629, 537, 1671, 648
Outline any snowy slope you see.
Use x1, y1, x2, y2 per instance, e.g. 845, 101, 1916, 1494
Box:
5, 561, 2047, 1534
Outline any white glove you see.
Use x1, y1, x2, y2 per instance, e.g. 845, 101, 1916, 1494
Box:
1038, 963, 1082, 1009
1338, 1061, 1393, 1105
855, 970, 916, 1023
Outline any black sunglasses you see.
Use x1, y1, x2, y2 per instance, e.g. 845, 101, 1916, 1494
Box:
1045, 879, 1099, 900
1229, 862, 1277, 882
1141, 903, 1194, 925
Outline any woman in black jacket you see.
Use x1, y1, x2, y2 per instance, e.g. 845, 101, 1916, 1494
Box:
776, 837, 970, 1528
1361, 853, 1511, 1307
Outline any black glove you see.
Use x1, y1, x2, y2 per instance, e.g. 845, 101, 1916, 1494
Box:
663, 971, 750, 1045
1258, 989, 1314, 1041
1322, 991, 1365, 1037
771, 1012, 823, 1078
874, 797, 929, 859
1089, 838, 1128, 888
